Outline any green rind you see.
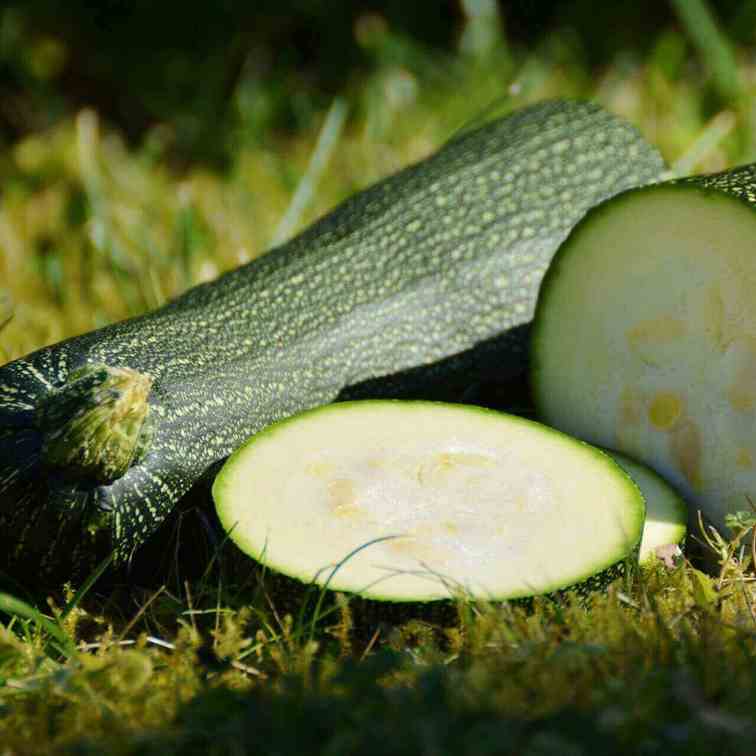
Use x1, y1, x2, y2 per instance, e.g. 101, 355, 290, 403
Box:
213, 400, 645, 604
0, 99, 664, 580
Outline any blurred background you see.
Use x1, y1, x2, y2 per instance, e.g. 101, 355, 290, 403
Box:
1, 0, 756, 359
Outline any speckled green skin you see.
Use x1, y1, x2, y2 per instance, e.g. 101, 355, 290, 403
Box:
0, 100, 664, 580
677, 161, 756, 200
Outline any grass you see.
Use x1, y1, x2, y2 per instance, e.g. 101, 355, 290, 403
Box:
0, 539, 754, 755
2, 8, 756, 754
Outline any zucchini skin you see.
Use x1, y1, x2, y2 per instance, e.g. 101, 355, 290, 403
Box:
0, 100, 664, 579
677, 161, 756, 200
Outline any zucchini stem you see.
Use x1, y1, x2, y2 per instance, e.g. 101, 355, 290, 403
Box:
35, 364, 154, 484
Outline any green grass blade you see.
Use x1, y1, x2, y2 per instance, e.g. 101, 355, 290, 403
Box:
0, 290, 12, 361
0, 290, 12, 332
270, 97, 348, 247
60, 552, 114, 622
308, 535, 401, 642
670, 0, 742, 103
0, 593, 77, 658
671, 109, 736, 176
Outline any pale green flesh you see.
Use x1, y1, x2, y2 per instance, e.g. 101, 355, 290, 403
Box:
606, 450, 687, 563
214, 401, 644, 602
533, 186, 756, 538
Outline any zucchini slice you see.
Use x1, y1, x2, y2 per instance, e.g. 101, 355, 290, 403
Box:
213, 401, 644, 603
532, 164, 756, 538
606, 450, 687, 564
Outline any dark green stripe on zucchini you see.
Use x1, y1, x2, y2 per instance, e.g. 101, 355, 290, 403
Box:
0, 99, 664, 581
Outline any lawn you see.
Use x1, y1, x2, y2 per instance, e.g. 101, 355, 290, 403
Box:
1, 3, 755, 754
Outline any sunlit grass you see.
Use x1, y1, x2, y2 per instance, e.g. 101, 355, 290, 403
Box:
2, 13, 756, 755
2, 23, 756, 360
0, 536, 754, 753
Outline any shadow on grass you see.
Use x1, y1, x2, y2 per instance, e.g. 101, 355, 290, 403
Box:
71, 649, 755, 756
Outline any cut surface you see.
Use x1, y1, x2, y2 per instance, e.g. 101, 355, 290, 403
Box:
532, 181, 756, 536
213, 401, 643, 602
606, 450, 687, 563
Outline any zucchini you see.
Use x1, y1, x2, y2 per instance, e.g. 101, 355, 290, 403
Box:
213, 401, 645, 602
605, 450, 687, 564
532, 164, 756, 539
0, 100, 664, 578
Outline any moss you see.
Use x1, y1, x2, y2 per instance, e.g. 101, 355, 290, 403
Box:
1, 556, 755, 755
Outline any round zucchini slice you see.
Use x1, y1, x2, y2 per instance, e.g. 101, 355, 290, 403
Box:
606, 450, 687, 564
532, 166, 756, 537
213, 400, 644, 603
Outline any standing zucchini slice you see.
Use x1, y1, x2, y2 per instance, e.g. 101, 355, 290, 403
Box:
605, 450, 687, 564
213, 401, 644, 603
0, 99, 664, 578
532, 164, 756, 538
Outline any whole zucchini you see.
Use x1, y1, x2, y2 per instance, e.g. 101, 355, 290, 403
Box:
0, 100, 664, 579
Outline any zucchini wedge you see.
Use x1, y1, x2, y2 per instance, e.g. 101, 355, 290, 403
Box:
0, 100, 664, 578
213, 401, 645, 603
532, 164, 756, 538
